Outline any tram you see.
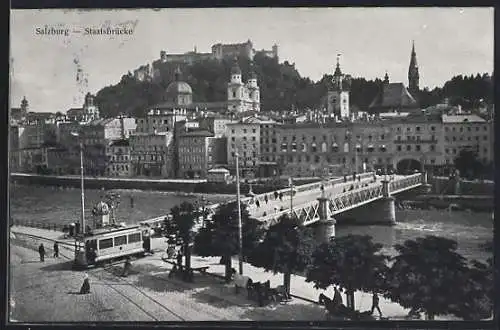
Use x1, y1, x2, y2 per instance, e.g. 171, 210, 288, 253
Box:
73, 224, 151, 268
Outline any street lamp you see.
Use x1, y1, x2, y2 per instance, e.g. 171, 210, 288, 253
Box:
71, 131, 86, 235
235, 152, 243, 275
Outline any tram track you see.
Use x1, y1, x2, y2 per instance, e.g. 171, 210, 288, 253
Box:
11, 231, 283, 321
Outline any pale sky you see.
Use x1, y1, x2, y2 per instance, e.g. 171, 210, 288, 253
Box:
10, 8, 493, 112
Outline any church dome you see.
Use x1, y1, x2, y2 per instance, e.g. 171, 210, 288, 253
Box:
166, 67, 192, 95
166, 81, 192, 95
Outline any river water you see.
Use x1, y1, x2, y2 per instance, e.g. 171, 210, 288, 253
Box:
10, 184, 493, 262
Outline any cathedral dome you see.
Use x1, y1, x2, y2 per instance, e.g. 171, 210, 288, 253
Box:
166, 67, 192, 96
166, 81, 192, 95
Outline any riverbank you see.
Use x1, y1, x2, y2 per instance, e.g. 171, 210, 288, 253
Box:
10, 173, 307, 195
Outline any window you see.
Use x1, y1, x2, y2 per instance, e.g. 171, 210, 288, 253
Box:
397, 136, 401, 141
252, 129, 256, 133
99, 238, 113, 250
381, 134, 385, 140
445, 148, 449, 154
459, 127, 463, 132
430, 145, 436, 151
397, 146, 402, 151
416, 126, 420, 132
243, 129, 247, 133
445, 127, 449, 132
407, 127, 411, 132
484, 126, 488, 131
483, 136, 488, 141
416, 145, 421, 151
476, 127, 480, 131
406, 145, 411, 151
315, 155, 320, 163
431, 126, 435, 131
114, 235, 127, 246
467, 127, 471, 132
128, 233, 141, 243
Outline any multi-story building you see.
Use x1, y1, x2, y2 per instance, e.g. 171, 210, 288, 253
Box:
136, 108, 187, 134
10, 96, 29, 125
388, 115, 442, 172
442, 114, 493, 169
177, 130, 216, 179
227, 60, 260, 113
276, 122, 351, 177
226, 118, 261, 177
257, 119, 279, 177
129, 132, 175, 177
106, 139, 131, 177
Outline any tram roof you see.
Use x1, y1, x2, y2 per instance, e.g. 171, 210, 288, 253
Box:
85, 225, 141, 238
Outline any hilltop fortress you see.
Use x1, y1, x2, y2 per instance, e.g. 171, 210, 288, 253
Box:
133, 39, 278, 82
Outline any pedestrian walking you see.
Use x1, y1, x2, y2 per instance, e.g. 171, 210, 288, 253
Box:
353, 172, 356, 181
121, 258, 132, 277
274, 191, 278, 200
264, 195, 269, 204
279, 192, 283, 201
130, 196, 134, 208
53, 242, 59, 258
343, 175, 347, 183
38, 243, 45, 262
255, 200, 260, 208
79, 273, 90, 294
333, 286, 343, 307
370, 292, 383, 318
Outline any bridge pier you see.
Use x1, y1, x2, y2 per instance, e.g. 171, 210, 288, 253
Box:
380, 180, 396, 225
420, 171, 432, 194
315, 195, 336, 243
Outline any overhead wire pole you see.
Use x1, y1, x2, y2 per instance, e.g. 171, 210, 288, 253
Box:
289, 177, 293, 218
235, 152, 243, 275
72, 132, 85, 235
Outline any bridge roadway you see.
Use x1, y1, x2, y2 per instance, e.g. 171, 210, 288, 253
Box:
245, 174, 406, 219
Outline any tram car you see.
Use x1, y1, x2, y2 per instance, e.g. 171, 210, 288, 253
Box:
73, 225, 151, 268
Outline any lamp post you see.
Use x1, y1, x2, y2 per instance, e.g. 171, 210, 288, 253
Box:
289, 177, 294, 218
71, 132, 85, 235
235, 152, 243, 275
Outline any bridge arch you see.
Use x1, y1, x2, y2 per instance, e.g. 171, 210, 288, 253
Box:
396, 158, 422, 174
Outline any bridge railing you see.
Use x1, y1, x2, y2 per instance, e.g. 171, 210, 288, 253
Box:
388, 173, 423, 194
240, 171, 375, 206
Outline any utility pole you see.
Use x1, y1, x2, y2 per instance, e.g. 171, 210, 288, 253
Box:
289, 177, 293, 218
72, 132, 86, 235
235, 152, 243, 275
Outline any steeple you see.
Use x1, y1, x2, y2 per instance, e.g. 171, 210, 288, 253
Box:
332, 54, 343, 91
408, 40, 420, 97
174, 66, 182, 81
20, 96, 29, 114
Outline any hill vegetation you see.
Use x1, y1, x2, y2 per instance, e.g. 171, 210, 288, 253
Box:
94, 53, 493, 118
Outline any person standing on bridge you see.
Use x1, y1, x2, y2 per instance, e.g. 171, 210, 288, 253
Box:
274, 191, 278, 200
38, 243, 45, 262
53, 241, 59, 258
264, 195, 268, 204
255, 200, 260, 208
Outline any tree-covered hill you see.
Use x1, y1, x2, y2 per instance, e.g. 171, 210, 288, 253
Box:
93, 53, 493, 118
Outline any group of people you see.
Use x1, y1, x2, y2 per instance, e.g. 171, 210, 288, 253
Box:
332, 287, 383, 318
37, 242, 59, 262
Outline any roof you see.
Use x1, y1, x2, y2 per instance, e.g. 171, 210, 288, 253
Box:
442, 114, 486, 123
110, 139, 129, 147
86, 118, 115, 126
180, 130, 214, 137
369, 83, 418, 110
150, 101, 227, 110
166, 81, 192, 95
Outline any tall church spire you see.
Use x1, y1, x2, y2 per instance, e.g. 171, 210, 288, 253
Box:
408, 40, 420, 97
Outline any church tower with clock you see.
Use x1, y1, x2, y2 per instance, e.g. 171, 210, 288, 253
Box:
326, 55, 350, 119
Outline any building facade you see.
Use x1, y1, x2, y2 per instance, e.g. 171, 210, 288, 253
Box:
106, 139, 132, 177
442, 114, 493, 170
129, 132, 175, 177
226, 120, 261, 177
226, 60, 260, 113
177, 130, 215, 179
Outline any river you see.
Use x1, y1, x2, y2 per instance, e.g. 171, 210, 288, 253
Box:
10, 184, 493, 262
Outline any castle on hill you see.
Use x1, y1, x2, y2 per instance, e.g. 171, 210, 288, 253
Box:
133, 39, 278, 82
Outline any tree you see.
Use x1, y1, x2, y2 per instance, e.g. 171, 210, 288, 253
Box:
454, 149, 484, 179
306, 234, 389, 311
193, 201, 264, 281
170, 202, 199, 281
384, 235, 470, 320
249, 214, 316, 295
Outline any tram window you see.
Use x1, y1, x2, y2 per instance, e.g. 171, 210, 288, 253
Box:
129, 233, 141, 243
114, 235, 127, 246
99, 238, 113, 249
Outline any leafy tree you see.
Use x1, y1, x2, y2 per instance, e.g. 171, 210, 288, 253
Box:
384, 235, 470, 320
306, 234, 389, 311
454, 149, 485, 179
193, 201, 264, 281
249, 214, 316, 295
170, 201, 199, 279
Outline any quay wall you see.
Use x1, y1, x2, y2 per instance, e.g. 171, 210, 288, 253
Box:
9, 173, 302, 194
429, 176, 494, 196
